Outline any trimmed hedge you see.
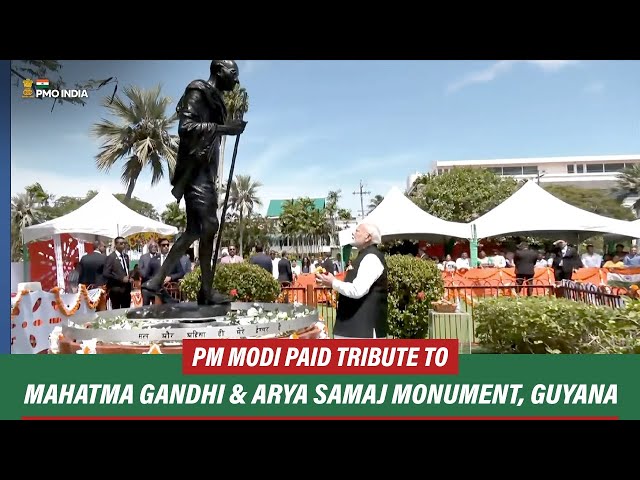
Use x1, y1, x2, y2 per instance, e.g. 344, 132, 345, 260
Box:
475, 296, 640, 354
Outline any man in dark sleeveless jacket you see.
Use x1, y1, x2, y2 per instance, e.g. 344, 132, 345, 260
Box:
316, 223, 387, 338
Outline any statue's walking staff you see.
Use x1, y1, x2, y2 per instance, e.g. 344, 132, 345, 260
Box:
211, 90, 248, 281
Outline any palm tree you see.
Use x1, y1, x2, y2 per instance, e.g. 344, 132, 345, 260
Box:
615, 164, 640, 214
161, 202, 187, 232
219, 84, 250, 189
229, 174, 263, 257
326, 190, 341, 246
92, 84, 178, 205
338, 208, 353, 221
11, 185, 49, 261
279, 199, 301, 254
367, 194, 384, 213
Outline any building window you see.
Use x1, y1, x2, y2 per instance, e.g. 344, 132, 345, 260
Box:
487, 167, 502, 174
567, 165, 575, 174
577, 164, 585, 173
586, 163, 604, 173
437, 168, 443, 175
604, 163, 625, 173
502, 166, 524, 176
522, 165, 539, 175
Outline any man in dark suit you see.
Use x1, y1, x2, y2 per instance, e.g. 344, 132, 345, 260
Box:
78, 240, 106, 287
514, 242, 538, 296
321, 253, 336, 274
137, 240, 159, 282
143, 238, 186, 305
277, 251, 293, 284
552, 240, 583, 282
249, 244, 273, 274
103, 236, 132, 309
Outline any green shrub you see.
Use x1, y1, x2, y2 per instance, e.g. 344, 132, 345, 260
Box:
589, 300, 640, 354
386, 254, 444, 339
180, 263, 281, 303
474, 296, 629, 354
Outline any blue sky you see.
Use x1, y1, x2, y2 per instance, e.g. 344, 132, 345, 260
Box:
10, 60, 640, 217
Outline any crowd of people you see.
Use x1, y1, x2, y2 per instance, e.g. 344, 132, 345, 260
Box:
218, 244, 348, 285
422, 241, 639, 283
68, 238, 193, 308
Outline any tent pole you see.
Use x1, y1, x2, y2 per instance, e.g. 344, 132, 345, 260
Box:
470, 224, 478, 268
53, 234, 65, 290
21, 228, 29, 284
22, 243, 29, 283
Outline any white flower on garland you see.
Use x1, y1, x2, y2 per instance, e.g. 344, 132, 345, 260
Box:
76, 339, 97, 354
48, 326, 63, 354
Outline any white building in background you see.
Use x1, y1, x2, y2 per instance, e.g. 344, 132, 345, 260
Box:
407, 154, 640, 212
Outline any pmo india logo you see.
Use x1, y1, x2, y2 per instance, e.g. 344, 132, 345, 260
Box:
22, 78, 89, 99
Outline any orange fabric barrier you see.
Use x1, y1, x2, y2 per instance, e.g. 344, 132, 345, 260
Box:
282, 272, 346, 304
571, 267, 607, 286
443, 266, 640, 288
442, 267, 556, 288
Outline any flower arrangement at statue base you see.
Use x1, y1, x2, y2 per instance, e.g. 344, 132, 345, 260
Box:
50, 302, 323, 354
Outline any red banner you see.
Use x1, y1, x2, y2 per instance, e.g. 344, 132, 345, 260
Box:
28, 234, 94, 291
182, 339, 459, 375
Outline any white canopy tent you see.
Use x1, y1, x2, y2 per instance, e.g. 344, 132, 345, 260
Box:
603, 218, 640, 243
338, 186, 471, 247
471, 180, 640, 241
22, 190, 179, 289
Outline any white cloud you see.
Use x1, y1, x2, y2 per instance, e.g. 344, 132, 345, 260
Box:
252, 152, 417, 217
526, 60, 578, 72
60, 131, 101, 146
12, 148, 417, 223
584, 81, 605, 94
447, 61, 516, 93
234, 134, 316, 181
447, 60, 579, 93
238, 60, 269, 75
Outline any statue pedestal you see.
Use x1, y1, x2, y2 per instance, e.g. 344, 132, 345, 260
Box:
126, 302, 231, 321
54, 302, 320, 354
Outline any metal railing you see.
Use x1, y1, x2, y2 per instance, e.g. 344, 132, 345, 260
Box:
555, 283, 626, 309
443, 281, 557, 319
279, 284, 337, 332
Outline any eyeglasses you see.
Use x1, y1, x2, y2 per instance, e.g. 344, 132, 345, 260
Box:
160, 243, 170, 247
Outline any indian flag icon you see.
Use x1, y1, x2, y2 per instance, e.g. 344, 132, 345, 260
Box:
35, 79, 49, 90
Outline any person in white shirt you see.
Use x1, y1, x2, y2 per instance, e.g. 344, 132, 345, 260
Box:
455, 252, 470, 269
476, 250, 490, 267
270, 250, 281, 279
316, 223, 387, 339
535, 251, 548, 268
443, 254, 457, 272
490, 250, 507, 268
581, 244, 602, 268
291, 259, 301, 277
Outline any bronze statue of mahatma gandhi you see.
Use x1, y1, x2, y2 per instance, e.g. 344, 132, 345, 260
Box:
142, 60, 246, 306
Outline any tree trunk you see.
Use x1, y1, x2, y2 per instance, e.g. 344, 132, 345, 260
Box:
239, 210, 245, 259
123, 177, 137, 205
